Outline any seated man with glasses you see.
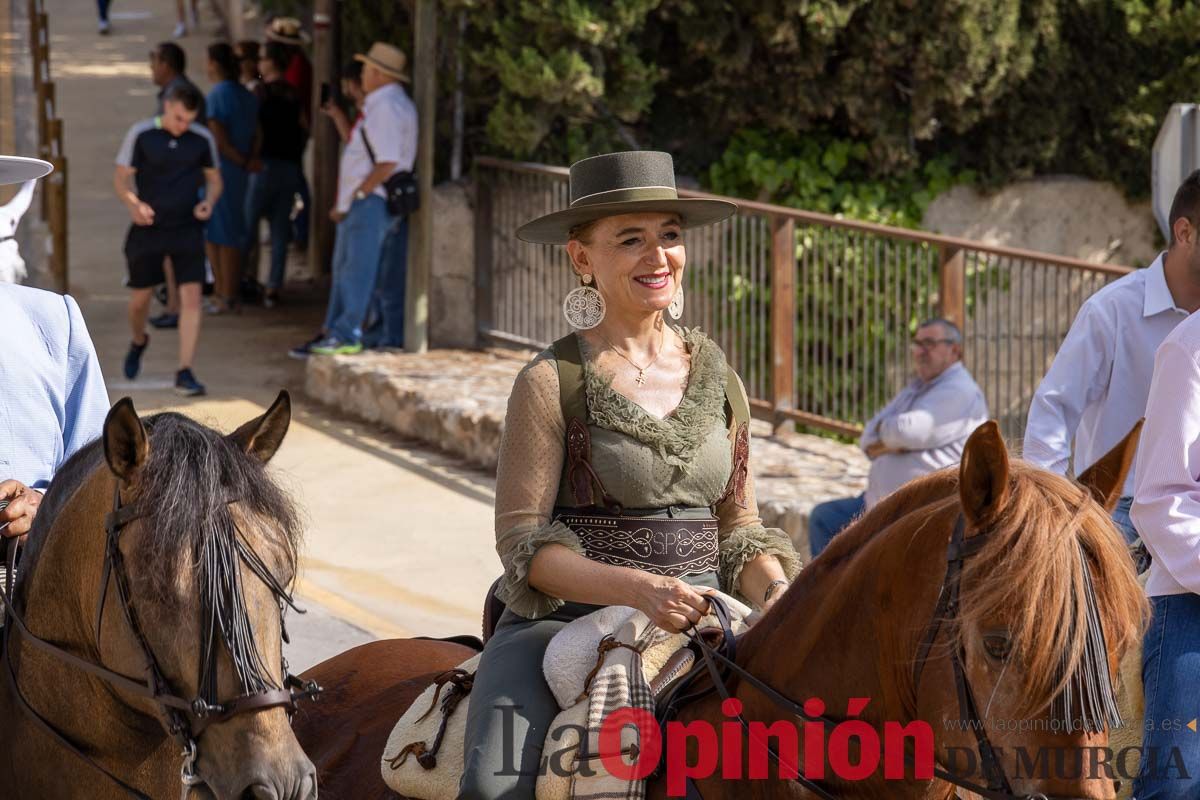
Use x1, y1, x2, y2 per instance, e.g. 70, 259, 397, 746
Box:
807, 318, 988, 557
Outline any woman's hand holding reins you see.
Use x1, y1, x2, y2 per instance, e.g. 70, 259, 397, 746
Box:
634, 574, 711, 633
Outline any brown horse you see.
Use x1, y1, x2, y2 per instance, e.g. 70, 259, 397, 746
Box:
0, 392, 318, 799
294, 421, 1148, 799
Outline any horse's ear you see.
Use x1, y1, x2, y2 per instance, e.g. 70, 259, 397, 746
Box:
1077, 419, 1143, 513
959, 420, 1010, 527
229, 390, 291, 463
103, 397, 148, 481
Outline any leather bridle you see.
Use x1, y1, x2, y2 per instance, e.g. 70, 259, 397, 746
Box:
0, 484, 321, 799
658, 514, 1106, 800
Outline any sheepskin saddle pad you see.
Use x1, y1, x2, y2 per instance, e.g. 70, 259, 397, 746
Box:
380, 591, 756, 800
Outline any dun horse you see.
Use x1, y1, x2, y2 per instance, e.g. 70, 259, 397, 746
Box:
0, 392, 318, 799
294, 421, 1148, 799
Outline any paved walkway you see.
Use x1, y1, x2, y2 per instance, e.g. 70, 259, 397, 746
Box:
36, 0, 502, 668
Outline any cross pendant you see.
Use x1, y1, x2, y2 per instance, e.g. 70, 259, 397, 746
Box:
635, 370, 646, 386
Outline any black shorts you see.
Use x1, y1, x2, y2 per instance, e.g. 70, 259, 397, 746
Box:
124, 225, 206, 289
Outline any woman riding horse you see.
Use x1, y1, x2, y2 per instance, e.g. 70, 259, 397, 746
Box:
458, 150, 802, 798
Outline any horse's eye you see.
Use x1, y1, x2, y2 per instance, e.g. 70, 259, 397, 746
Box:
983, 633, 1012, 661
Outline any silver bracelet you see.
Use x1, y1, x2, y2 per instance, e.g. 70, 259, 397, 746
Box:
763, 579, 789, 605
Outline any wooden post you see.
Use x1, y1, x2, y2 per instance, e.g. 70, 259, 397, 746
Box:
938, 245, 966, 330
405, 0, 435, 353
473, 171, 493, 346
46, 155, 67, 293
38, 84, 54, 219
771, 215, 797, 434
308, 0, 337, 277
226, 0, 243, 40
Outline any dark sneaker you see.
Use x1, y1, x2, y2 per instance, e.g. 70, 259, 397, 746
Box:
174, 368, 206, 397
288, 332, 326, 360
149, 312, 178, 329
124, 336, 149, 380
310, 336, 364, 356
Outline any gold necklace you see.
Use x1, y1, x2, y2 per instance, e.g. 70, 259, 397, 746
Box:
597, 326, 666, 386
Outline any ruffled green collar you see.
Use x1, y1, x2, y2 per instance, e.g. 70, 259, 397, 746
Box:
579, 326, 728, 471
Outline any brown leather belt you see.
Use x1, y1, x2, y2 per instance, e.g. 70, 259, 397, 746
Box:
553, 506, 719, 578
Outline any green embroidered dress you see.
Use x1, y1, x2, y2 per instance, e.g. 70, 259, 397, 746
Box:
492, 326, 800, 617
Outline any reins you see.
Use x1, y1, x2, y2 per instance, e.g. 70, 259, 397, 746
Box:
0, 483, 321, 798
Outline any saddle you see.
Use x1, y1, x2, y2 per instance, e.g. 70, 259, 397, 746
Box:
381, 594, 756, 800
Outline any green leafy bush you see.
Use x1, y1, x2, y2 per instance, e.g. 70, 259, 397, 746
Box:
706, 130, 975, 229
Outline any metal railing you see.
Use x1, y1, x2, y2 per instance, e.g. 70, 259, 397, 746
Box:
473, 157, 1130, 443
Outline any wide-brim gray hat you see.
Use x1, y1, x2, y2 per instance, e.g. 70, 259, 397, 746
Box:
515, 151, 737, 245
0, 156, 51, 185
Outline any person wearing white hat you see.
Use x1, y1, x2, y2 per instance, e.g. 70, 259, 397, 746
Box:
0, 157, 112, 537
301, 41, 416, 356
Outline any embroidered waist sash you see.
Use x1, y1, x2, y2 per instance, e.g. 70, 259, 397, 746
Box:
553, 505, 718, 578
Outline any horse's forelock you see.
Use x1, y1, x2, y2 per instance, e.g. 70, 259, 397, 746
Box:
133, 412, 302, 599
955, 464, 1150, 720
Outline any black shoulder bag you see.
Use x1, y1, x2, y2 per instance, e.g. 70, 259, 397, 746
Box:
360, 125, 419, 216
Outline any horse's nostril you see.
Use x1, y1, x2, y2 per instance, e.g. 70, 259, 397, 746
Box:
241, 785, 277, 800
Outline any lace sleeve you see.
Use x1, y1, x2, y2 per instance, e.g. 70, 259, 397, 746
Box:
714, 373, 801, 599
493, 351, 585, 618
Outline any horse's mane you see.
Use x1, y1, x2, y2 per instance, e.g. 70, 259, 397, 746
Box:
753, 461, 1148, 725
17, 412, 303, 694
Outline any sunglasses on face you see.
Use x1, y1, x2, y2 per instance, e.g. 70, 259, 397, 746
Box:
911, 338, 954, 350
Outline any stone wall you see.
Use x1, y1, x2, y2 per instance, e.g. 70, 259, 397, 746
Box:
923, 177, 1154, 447
923, 177, 1159, 267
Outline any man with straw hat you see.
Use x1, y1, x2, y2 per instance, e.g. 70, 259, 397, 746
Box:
301, 42, 415, 356
0, 156, 111, 537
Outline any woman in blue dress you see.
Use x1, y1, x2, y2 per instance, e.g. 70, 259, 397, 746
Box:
204, 42, 258, 313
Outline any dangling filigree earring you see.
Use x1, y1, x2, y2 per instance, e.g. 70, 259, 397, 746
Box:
563, 273, 606, 330
668, 286, 685, 320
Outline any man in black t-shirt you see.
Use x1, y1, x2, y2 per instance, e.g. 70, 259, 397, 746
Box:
114, 83, 222, 396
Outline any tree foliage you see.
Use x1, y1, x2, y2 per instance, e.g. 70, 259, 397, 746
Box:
260, 0, 1200, 202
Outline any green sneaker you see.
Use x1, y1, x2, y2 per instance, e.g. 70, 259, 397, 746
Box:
310, 337, 364, 356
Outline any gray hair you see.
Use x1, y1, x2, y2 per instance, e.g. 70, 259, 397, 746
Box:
917, 317, 962, 345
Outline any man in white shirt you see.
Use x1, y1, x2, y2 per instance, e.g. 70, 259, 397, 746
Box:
1129, 270, 1200, 796
302, 42, 417, 357
1024, 172, 1200, 545
808, 318, 988, 556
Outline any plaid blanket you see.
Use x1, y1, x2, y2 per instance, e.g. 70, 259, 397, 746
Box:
569, 594, 754, 800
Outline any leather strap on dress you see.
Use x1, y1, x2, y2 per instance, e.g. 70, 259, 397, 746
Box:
553, 333, 621, 511
717, 364, 751, 509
